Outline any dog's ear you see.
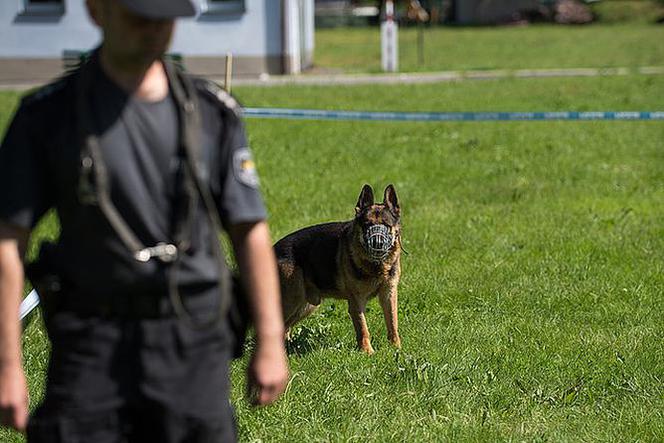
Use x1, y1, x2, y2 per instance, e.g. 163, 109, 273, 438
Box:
355, 184, 374, 215
383, 184, 400, 217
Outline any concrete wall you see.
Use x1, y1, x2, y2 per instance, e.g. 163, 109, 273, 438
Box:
0, 1, 98, 59
0, 0, 314, 82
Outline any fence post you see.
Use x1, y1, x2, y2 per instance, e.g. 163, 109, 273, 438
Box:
381, 0, 398, 72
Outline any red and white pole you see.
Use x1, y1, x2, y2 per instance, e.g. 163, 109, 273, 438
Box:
381, 0, 398, 72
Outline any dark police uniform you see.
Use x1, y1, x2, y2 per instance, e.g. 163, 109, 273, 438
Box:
0, 51, 265, 442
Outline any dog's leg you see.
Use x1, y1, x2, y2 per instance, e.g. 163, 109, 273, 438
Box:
298, 303, 318, 323
378, 282, 401, 348
348, 297, 374, 354
284, 302, 318, 342
279, 265, 308, 335
283, 301, 305, 332
280, 271, 321, 340
286, 302, 318, 330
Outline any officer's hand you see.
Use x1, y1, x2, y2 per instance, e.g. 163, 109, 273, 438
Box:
246, 336, 289, 406
0, 363, 29, 432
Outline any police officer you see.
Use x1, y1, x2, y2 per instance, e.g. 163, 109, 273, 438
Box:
0, 0, 288, 441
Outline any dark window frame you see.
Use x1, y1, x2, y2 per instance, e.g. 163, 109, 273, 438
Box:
19, 0, 65, 16
199, 0, 245, 16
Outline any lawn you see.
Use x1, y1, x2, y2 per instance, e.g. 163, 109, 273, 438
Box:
230, 76, 664, 441
1, 72, 662, 442
314, 23, 664, 73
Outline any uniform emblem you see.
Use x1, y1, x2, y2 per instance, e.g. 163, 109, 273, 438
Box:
233, 148, 260, 188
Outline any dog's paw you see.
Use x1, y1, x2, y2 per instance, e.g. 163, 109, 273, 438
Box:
359, 340, 375, 355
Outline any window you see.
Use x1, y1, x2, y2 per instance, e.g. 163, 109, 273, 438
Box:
20, 0, 65, 16
200, 0, 245, 15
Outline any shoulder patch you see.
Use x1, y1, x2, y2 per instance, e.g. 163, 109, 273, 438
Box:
197, 79, 242, 117
233, 147, 260, 188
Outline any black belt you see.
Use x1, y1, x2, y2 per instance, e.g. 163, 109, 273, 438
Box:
42, 290, 173, 319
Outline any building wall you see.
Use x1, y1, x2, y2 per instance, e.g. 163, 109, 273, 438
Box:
173, 0, 284, 76
0, 0, 314, 82
0, 1, 97, 59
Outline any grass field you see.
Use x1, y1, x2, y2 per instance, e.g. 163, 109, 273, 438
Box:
231, 75, 664, 442
1, 62, 664, 442
314, 23, 664, 73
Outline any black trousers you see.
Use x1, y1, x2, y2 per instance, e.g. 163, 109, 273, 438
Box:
27, 310, 237, 443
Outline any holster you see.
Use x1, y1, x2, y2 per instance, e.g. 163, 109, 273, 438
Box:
24, 242, 62, 316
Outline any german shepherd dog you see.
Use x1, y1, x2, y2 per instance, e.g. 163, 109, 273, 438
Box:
275, 184, 402, 354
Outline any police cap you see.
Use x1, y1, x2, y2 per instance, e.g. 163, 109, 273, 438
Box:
118, 0, 196, 19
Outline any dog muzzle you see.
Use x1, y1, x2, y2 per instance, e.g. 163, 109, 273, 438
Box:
365, 224, 394, 261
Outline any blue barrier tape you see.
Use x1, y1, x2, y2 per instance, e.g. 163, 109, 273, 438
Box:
243, 108, 664, 122
15, 107, 662, 322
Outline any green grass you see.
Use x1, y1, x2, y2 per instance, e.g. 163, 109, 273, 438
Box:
0, 92, 21, 130
314, 23, 664, 73
232, 75, 664, 441
234, 77, 664, 442
2, 74, 664, 441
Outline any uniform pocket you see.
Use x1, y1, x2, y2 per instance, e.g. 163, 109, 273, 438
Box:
28, 409, 123, 443
42, 312, 126, 412
174, 320, 227, 357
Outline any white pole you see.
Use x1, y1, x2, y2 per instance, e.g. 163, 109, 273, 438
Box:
381, 0, 398, 72
283, 0, 302, 75
20, 289, 40, 321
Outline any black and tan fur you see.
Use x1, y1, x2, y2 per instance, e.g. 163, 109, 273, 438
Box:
275, 184, 402, 354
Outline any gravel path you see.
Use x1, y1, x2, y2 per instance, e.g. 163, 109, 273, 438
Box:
2, 66, 663, 91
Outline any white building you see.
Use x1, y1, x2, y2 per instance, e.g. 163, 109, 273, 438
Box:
0, 0, 314, 83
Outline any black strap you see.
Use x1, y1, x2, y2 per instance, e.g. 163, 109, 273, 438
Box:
164, 60, 234, 325
76, 59, 178, 264
73, 54, 233, 328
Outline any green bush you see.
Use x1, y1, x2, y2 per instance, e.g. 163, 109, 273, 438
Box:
590, 0, 664, 23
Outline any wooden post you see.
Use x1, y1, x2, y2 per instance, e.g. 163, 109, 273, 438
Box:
418, 23, 424, 66
225, 52, 233, 93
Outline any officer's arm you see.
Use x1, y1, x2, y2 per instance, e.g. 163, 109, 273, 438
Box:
0, 221, 30, 432
228, 220, 289, 406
